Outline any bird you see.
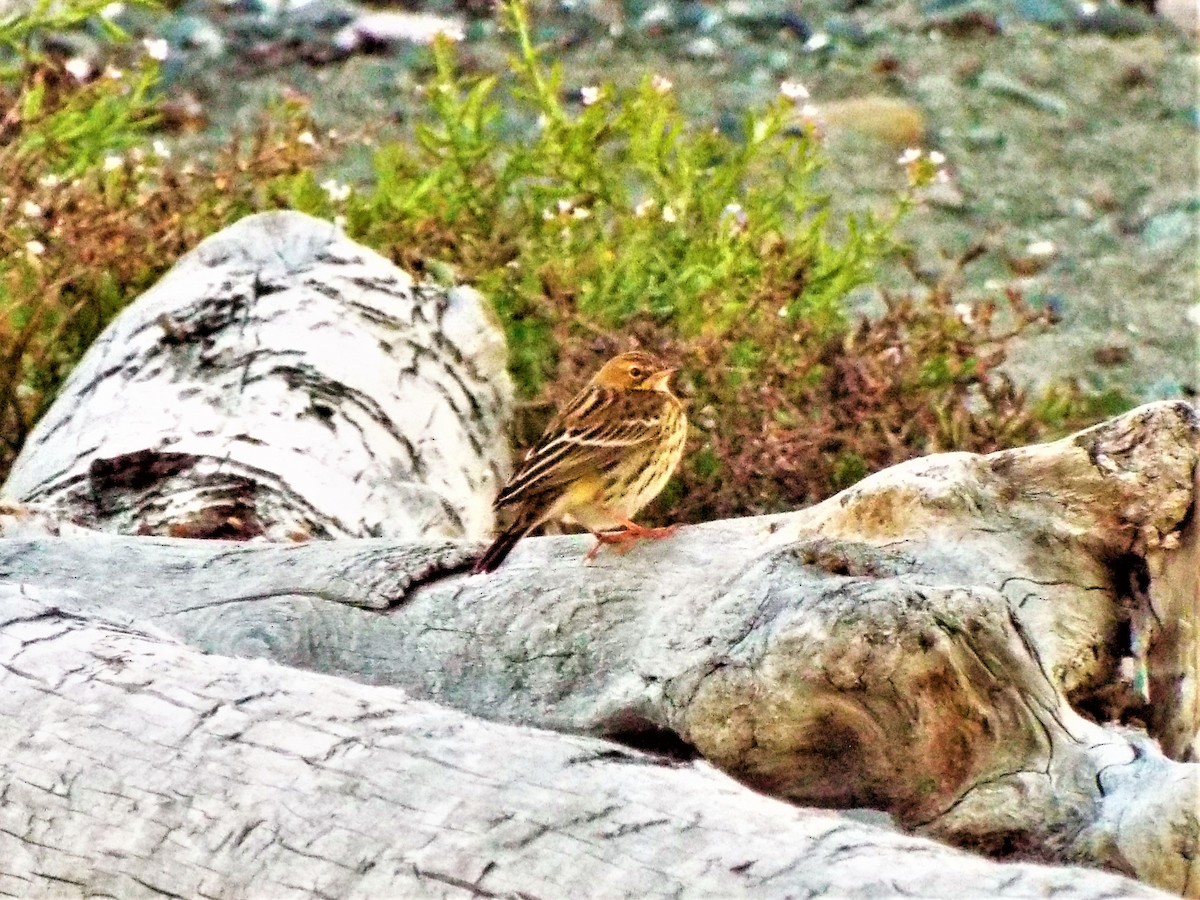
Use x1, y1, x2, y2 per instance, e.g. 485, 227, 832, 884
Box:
473, 350, 688, 574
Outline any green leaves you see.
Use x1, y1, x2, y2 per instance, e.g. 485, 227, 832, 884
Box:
351, 0, 899, 398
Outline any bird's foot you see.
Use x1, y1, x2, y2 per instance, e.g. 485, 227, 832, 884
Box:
584, 521, 680, 562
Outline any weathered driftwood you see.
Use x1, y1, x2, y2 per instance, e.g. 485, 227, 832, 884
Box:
3, 211, 512, 542
1, 587, 1173, 900
2, 401, 1196, 896
1, 213, 1196, 897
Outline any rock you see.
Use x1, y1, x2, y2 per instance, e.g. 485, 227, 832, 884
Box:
158, 14, 225, 57
1011, 0, 1074, 26
1094, 344, 1131, 366
281, 0, 358, 30
1141, 205, 1199, 253
684, 35, 722, 58
978, 69, 1068, 115
1075, 3, 1153, 35
963, 125, 1007, 148
336, 10, 466, 51
1157, 0, 1198, 32
817, 95, 927, 148
923, 177, 967, 209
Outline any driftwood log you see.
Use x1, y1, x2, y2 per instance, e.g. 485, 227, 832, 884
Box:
4, 210, 512, 542
1, 212, 1196, 898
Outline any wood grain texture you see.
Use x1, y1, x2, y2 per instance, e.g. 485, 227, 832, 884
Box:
0, 214, 1195, 897
2, 211, 512, 542
0, 587, 1173, 900
2, 402, 1196, 895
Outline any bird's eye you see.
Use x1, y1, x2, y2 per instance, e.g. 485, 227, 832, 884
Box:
629, 367, 643, 379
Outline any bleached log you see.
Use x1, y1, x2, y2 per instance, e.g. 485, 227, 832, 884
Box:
2, 211, 512, 541
1, 214, 1196, 896
1, 403, 1196, 895
0, 586, 1173, 900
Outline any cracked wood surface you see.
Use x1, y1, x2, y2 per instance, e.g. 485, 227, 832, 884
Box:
1, 210, 512, 542
0, 216, 1195, 897
0, 587, 1173, 900
2, 401, 1196, 895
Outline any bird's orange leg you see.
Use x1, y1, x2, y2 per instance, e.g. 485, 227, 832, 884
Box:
584, 515, 680, 562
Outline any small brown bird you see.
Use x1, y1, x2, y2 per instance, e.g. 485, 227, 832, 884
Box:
473, 350, 688, 574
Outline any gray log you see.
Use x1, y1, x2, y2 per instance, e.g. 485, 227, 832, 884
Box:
0, 586, 1173, 900
1, 402, 1196, 895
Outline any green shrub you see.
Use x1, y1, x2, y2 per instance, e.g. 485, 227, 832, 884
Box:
0, 0, 1117, 519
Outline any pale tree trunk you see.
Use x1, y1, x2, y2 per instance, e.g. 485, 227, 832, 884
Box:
1, 212, 1196, 898
3, 211, 512, 542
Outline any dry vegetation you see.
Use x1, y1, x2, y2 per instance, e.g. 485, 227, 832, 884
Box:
0, 0, 1120, 521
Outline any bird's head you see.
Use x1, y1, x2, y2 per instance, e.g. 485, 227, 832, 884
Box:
591, 351, 676, 393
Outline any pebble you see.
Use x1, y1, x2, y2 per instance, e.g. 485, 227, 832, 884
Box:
684, 36, 722, 58
818, 96, 927, 148
1156, 0, 1199, 33
1140, 207, 1198, 252
978, 70, 1067, 115
338, 11, 466, 49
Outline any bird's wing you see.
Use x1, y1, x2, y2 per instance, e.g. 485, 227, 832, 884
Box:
494, 387, 666, 508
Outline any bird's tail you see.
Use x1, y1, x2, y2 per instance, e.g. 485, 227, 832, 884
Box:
472, 525, 527, 574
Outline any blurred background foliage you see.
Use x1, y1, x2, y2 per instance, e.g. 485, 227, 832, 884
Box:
0, 0, 1124, 522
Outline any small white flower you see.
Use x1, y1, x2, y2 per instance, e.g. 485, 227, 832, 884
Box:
897, 147, 922, 166
580, 85, 601, 107
24, 239, 45, 256
633, 199, 656, 218
38, 174, 61, 188
778, 305, 788, 318
928, 150, 946, 166
101, 2, 125, 19
803, 32, 830, 51
1186, 304, 1200, 328
152, 139, 171, 159
20, 200, 42, 218
1078, 1, 1098, 15
556, 199, 573, 215
542, 207, 556, 221
320, 179, 351, 203
103, 155, 123, 172
720, 202, 748, 235
142, 37, 170, 61
64, 57, 92, 82
1026, 240, 1057, 257
779, 80, 809, 101
661, 204, 677, 224
297, 131, 317, 147
571, 206, 591, 220
103, 65, 124, 80
954, 302, 974, 325
933, 169, 951, 184
651, 74, 673, 94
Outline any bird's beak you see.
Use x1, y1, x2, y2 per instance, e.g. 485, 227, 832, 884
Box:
649, 368, 677, 392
